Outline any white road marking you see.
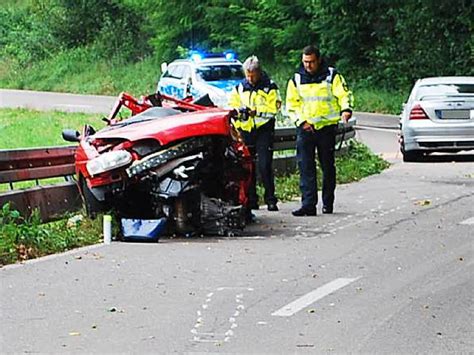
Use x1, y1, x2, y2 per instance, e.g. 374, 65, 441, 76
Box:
356, 125, 398, 133
193, 338, 220, 343
272, 277, 362, 317
460, 217, 474, 225
190, 287, 253, 343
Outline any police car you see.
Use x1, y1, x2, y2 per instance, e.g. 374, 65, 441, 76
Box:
157, 52, 244, 108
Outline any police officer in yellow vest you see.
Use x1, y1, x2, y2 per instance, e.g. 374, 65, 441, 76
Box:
287, 45, 353, 216
229, 55, 280, 211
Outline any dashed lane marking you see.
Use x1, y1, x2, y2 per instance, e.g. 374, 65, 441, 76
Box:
460, 217, 474, 225
271, 276, 362, 317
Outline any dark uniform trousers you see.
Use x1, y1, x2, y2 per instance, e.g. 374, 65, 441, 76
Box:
240, 119, 277, 207
296, 124, 336, 210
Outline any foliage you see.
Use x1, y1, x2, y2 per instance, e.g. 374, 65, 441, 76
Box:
335, 139, 390, 183
0, 203, 103, 266
147, 0, 209, 60
0, 4, 58, 65
353, 86, 407, 114
309, 0, 473, 88
1, 0, 471, 110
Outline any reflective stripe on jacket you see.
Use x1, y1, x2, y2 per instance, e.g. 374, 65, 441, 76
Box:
286, 65, 354, 130
229, 74, 281, 132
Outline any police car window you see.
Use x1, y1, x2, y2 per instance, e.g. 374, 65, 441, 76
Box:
196, 65, 244, 82
182, 65, 192, 79
163, 65, 181, 79
172, 65, 185, 79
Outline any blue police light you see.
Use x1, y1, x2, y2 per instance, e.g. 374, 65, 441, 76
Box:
190, 52, 203, 62
189, 50, 237, 62
224, 51, 236, 61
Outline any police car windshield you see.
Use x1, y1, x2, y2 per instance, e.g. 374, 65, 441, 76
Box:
196, 65, 244, 82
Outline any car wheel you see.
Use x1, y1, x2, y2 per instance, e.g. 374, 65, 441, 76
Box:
81, 178, 107, 218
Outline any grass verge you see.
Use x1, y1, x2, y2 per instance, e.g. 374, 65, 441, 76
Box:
0, 203, 104, 266
0, 48, 160, 97
0, 108, 105, 149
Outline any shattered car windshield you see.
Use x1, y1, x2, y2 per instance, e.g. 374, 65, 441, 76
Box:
196, 65, 244, 82
110, 107, 182, 128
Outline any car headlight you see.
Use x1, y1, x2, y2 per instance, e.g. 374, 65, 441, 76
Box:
86, 150, 132, 176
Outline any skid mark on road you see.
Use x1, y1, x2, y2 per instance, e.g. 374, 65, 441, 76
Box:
297, 204, 408, 239
190, 287, 253, 344
297, 189, 471, 239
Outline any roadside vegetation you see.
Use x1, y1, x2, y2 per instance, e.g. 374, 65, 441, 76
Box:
1, 1, 470, 115
0, 108, 105, 149
0, 203, 104, 266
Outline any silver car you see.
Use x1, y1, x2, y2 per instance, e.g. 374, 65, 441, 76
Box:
399, 76, 474, 162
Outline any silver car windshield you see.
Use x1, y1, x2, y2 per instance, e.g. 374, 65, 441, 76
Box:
196, 65, 244, 82
417, 83, 474, 100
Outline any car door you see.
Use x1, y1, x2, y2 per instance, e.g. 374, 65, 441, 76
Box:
158, 64, 186, 98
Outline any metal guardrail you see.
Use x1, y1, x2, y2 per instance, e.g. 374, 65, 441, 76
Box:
0, 146, 81, 222
0, 121, 355, 222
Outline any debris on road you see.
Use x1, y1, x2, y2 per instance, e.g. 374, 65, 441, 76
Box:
414, 199, 431, 206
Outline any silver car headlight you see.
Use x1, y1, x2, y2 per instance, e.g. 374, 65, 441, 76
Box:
86, 150, 132, 176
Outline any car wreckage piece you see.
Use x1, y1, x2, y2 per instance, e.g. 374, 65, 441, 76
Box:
63, 92, 253, 238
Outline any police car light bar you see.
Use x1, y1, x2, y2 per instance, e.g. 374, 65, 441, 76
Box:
224, 51, 236, 60
190, 51, 204, 62
189, 51, 237, 62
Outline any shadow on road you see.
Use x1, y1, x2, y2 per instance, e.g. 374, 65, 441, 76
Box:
119, 209, 341, 243
409, 153, 474, 163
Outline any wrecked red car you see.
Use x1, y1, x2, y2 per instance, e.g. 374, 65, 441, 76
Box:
63, 92, 253, 237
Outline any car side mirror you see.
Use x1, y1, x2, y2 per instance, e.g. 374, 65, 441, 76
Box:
62, 129, 80, 142
161, 62, 168, 74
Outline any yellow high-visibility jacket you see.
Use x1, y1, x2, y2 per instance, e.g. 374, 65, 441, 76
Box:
286, 64, 354, 130
229, 73, 281, 132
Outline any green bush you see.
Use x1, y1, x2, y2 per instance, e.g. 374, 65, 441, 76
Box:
0, 203, 102, 266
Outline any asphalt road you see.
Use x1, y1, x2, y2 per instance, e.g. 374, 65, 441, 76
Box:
1, 90, 473, 353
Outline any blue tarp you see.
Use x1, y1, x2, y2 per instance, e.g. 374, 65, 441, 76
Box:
121, 218, 167, 242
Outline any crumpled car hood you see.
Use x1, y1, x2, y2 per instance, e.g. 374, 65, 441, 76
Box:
93, 109, 231, 146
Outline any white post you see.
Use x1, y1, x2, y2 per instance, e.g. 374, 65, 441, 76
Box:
103, 215, 112, 244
